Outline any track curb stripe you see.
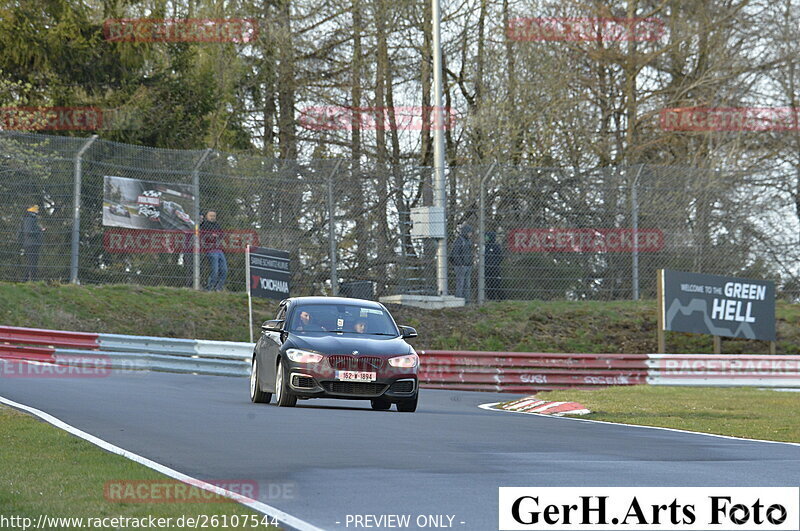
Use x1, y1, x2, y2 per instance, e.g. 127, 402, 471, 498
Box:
493, 396, 590, 416
0, 395, 324, 531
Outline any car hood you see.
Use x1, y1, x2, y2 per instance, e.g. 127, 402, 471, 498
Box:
286, 333, 412, 356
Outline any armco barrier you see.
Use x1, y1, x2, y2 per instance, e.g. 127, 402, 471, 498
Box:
647, 354, 800, 387
0, 344, 56, 363
0, 326, 99, 349
53, 349, 248, 377
0, 327, 251, 377
98, 334, 198, 357
419, 350, 650, 392
2, 326, 798, 389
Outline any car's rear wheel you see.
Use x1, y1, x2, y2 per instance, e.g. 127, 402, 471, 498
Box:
250, 356, 272, 403
275, 358, 297, 407
370, 398, 391, 411
396, 393, 418, 412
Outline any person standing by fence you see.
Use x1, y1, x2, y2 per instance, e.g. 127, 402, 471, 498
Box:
451, 224, 474, 302
200, 210, 227, 291
18, 204, 45, 281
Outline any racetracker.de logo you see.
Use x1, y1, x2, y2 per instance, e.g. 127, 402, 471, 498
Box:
103, 228, 259, 253
103, 18, 258, 43
507, 17, 665, 42
104, 480, 260, 504
660, 107, 800, 132
0, 107, 137, 131
298, 106, 457, 131
0, 356, 112, 378
508, 228, 664, 253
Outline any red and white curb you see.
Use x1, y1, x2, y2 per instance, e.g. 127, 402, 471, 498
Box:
485, 396, 590, 416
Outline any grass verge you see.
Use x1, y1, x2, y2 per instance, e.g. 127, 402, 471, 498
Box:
534, 386, 800, 443
0, 405, 279, 530
1, 281, 798, 354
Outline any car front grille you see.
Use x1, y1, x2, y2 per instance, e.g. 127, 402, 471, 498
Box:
321, 381, 388, 396
292, 375, 316, 389
327, 355, 384, 371
389, 379, 415, 393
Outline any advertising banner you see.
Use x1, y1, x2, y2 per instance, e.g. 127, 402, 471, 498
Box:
248, 247, 290, 301
103, 175, 196, 231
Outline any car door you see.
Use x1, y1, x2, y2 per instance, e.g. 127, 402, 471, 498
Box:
259, 303, 287, 391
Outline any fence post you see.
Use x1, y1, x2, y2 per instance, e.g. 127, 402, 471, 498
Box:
327, 160, 343, 296
192, 148, 212, 290
631, 164, 644, 301
70, 135, 98, 285
478, 162, 497, 305
432, 0, 448, 297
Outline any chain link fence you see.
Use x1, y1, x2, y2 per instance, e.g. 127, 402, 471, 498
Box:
2, 131, 799, 302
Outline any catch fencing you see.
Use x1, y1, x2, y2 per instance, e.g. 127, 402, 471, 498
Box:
1, 131, 799, 302
1, 326, 798, 389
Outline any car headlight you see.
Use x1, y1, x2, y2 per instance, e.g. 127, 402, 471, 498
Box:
388, 353, 419, 368
285, 348, 323, 364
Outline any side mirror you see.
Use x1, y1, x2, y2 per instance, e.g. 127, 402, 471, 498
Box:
262, 319, 284, 332
399, 325, 418, 339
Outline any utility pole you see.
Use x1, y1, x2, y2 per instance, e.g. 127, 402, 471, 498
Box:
192, 148, 212, 290
432, 0, 447, 295
70, 135, 98, 284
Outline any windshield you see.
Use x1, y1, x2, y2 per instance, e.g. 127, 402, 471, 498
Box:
287, 304, 399, 336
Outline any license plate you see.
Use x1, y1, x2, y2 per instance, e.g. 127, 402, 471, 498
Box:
336, 370, 376, 382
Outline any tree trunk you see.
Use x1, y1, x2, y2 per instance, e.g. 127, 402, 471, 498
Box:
276, 0, 296, 160
350, 0, 368, 281
374, 0, 390, 294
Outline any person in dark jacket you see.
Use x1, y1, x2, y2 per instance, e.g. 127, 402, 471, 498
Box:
200, 210, 227, 291
485, 231, 504, 300
18, 205, 45, 281
450, 224, 474, 302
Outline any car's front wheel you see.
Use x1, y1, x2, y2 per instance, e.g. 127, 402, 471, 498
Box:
396, 393, 418, 412
370, 398, 391, 411
250, 356, 272, 403
275, 358, 297, 407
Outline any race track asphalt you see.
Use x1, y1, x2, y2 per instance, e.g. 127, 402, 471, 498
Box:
1, 367, 799, 530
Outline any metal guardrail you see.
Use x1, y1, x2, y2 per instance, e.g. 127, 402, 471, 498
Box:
1, 326, 798, 389
418, 350, 649, 392
0, 327, 252, 377
54, 349, 248, 377
646, 354, 800, 387
0, 344, 56, 362
418, 350, 800, 391
193, 340, 255, 360
98, 334, 199, 357
0, 326, 99, 349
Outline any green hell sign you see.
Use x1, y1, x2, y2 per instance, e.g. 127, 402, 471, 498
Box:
659, 269, 776, 341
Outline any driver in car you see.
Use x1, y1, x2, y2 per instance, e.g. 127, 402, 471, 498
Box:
353, 319, 367, 334
296, 310, 324, 331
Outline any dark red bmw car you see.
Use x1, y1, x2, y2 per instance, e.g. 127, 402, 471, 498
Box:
249, 297, 419, 412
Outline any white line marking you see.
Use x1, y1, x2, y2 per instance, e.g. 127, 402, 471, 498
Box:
0, 395, 324, 531
479, 401, 800, 447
